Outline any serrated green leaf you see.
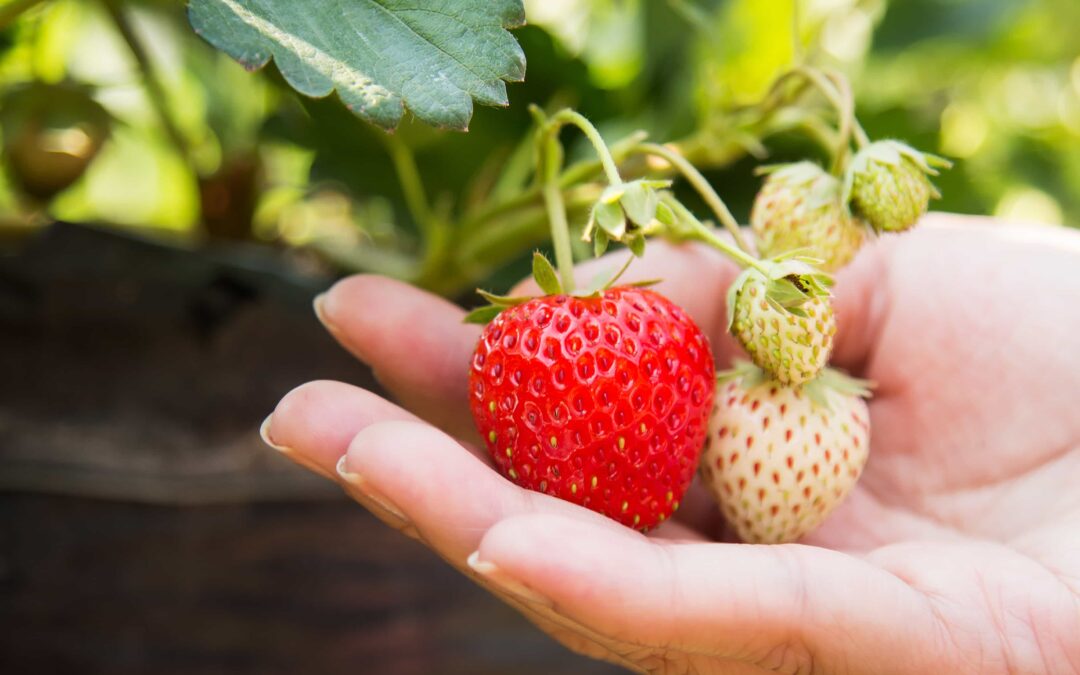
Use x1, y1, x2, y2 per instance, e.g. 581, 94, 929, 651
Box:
463, 304, 505, 324
187, 0, 526, 131
532, 252, 563, 295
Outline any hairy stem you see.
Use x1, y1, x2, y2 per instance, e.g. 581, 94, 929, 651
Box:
791, 65, 854, 174
633, 142, 753, 254
381, 133, 438, 241
548, 109, 625, 186
537, 126, 577, 292
664, 196, 767, 273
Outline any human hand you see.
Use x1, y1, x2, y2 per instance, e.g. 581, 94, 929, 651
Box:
262, 214, 1080, 674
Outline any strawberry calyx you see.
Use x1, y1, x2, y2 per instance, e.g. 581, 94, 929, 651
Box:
464, 252, 660, 324
718, 360, 873, 411
584, 178, 673, 258
724, 257, 833, 330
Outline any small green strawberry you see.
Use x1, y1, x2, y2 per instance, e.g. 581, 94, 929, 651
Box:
844, 140, 951, 233
700, 363, 871, 544
727, 259, 835, 386
751, 162, 866, 272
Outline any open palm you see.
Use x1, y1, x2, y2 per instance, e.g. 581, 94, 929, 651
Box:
263, 215, 1080, 674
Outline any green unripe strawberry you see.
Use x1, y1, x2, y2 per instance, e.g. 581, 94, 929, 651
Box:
726, 262, 835, 386
844, 141, 951, 233
751, 162, 866, 272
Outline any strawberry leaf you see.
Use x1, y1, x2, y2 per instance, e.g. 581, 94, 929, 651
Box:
476, 289, 532, 306
463, 304, 505, 324
187, 0, 526, 131
593, 228, 610, 257
532, 252, 564, 296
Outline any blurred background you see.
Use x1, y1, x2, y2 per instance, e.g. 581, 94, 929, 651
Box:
1, 0, 1077, 673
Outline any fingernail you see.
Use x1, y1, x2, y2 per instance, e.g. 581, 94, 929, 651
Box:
259, 414, 336, 481
313, 292, 340, 336
467, 551, 552, 608
335, 455, 410, 526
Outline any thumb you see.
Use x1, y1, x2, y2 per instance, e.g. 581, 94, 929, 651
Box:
471, 513, 949, 673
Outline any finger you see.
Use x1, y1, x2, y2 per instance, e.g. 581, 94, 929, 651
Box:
340, 420, 635, 564
316, 275, 481, 440
474, 513, 951, 673
263, 380, 440, 476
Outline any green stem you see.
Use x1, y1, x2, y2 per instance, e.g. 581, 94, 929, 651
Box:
458, 130, 647, 237
853, 118, 870, 148
0, 0, 46, 30
101, 0, 190, 164
538, 126, 576, 292
791, 65, 853, 174
380, 133, 452, 283
633, 142, 753, 254
380, 133, 436, 239
548, 109, 624, 186
664, 196, 767, 274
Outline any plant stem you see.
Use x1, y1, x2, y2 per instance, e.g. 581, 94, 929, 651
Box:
380, 133, 437, 239
101, 0, 190, 165
791, 65, 853, 174
0, 0, 46, 30
633, 142, 753, 254
853, 118, 870, 148
549, 109, 624, 186
379, 133, 453, 283
664, 196, 767, 273
537, 127, 577, 292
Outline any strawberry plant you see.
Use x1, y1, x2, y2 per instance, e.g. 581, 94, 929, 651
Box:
0, 0, 957, 543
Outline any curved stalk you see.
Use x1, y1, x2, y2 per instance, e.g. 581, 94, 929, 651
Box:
548, 109, 625, 186
824, 69, 870, 149
663, 196, 768, 274
632, 142, 753, 255
790, 65, 854, 174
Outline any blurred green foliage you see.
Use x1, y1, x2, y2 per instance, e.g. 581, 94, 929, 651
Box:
0, 0, 1077, 294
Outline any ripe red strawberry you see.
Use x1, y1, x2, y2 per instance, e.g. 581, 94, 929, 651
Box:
469, 287, 715, 530
700, 364, 870, 544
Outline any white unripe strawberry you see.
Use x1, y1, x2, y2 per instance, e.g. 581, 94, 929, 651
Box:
700, 364, 870, 544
